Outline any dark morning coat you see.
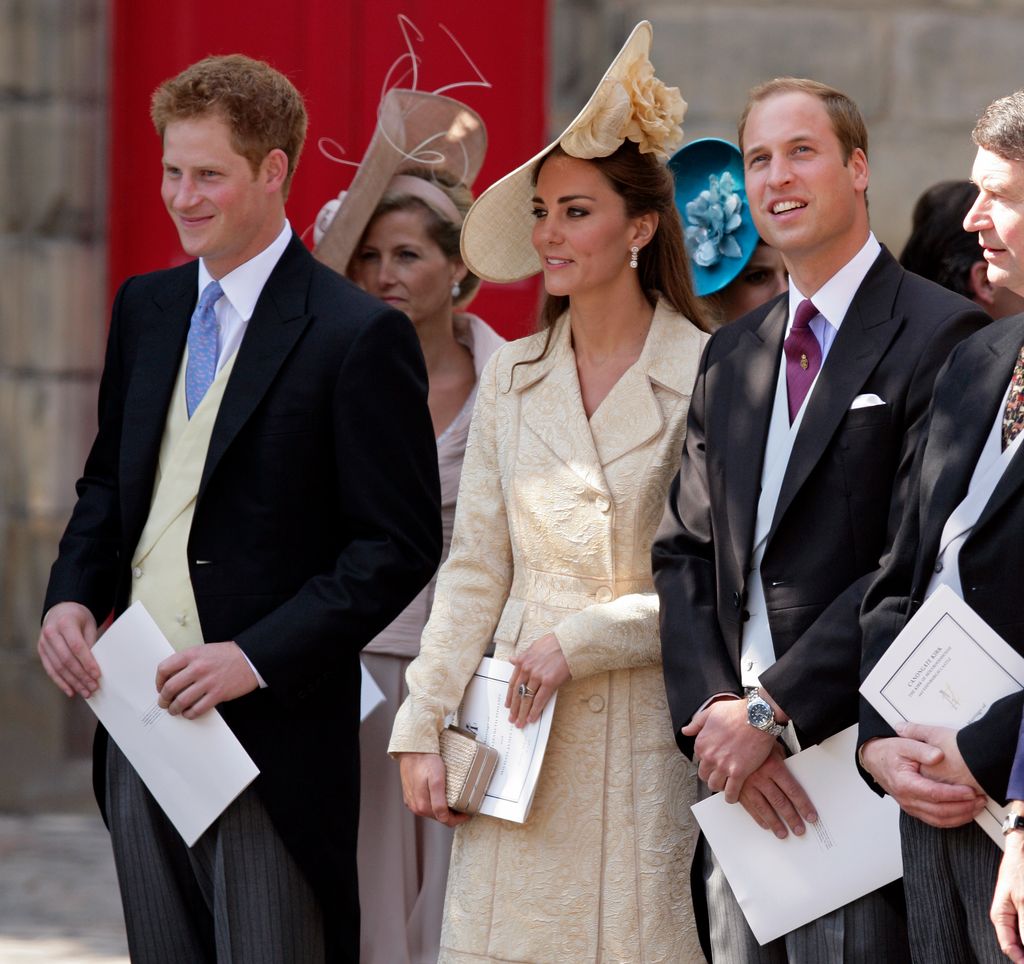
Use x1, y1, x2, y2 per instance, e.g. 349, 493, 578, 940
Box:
860, 311, 1024, 802
43, 234, 442, 961
653, 247, 989, 756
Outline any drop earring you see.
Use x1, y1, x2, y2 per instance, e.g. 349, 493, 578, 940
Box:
629, 245, 639, 269
451, 281, 462, 300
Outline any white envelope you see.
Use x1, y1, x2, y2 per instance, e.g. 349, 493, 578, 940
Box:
850, 393, 886, 409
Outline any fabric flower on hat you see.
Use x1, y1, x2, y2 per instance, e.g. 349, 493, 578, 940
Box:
684, 171, 744, 268
620, 58, 686, 160
560, 53, 686, 162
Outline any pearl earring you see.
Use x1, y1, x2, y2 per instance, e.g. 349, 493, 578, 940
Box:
451, 281, 462, 300
629, 245, 639, 269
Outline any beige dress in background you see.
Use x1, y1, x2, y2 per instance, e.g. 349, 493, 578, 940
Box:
390, 303, 708, 963
359, 313, 505, 964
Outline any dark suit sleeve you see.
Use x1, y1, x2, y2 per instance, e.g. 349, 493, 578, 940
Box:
1004, 709, 1024, 801
654, 334, 741, 759
234, 306, 442, 701
760, 304, 990, 747
43, 278, 136, 622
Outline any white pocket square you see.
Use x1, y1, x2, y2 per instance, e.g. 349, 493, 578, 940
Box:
850, 393, 886, 409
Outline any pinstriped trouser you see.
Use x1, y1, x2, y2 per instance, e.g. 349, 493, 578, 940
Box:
899, 811, 1004, 964
105, 741, 326, 963
699, 781, 912, 963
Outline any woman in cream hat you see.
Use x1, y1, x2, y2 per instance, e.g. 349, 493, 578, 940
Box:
315, 90, 504, 964
389, 22, 710, 962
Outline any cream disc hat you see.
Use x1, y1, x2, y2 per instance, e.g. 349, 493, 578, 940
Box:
460, 20, 686, 284
314, 88, 487, 274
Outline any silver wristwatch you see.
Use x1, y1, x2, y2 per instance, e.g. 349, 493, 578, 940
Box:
745, 687, 785, 738
1002, 813, 1024, 836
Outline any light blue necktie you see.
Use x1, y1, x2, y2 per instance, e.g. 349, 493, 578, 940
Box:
185, 280, 223, 418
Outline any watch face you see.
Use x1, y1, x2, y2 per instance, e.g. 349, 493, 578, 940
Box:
749, 701, 773, 729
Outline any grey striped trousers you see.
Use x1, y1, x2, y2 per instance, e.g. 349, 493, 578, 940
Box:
105, 741, 325, 963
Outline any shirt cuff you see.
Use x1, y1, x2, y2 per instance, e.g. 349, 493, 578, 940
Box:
242, 652, 268, 689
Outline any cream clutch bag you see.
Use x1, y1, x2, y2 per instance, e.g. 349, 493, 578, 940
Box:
438, 725, 499, 814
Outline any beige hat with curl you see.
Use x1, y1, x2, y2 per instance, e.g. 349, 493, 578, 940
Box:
314, 88, 487, 274
460, 21, 686, 284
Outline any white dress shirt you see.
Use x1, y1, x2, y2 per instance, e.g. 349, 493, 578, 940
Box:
784, 232, 882, 361
196, 219, 292, 373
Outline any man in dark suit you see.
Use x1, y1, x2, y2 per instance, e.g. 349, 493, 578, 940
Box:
860, 90, 1024, 964
35, 55, 441, 963
654, 77, 988, 961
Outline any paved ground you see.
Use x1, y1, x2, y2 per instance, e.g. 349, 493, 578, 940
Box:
0, 813, 129, 963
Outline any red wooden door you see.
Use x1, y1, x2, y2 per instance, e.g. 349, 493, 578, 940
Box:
109, 0, 547, 337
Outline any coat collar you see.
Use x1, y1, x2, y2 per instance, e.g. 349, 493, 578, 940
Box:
917, 316, 1024, 585
198, 234, 314, 503
516, 300, 703, 495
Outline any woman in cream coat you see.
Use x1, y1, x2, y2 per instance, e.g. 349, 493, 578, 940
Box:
390, 22, 710, 963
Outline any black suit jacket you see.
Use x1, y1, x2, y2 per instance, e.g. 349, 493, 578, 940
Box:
44, 234, 442, 960
654, 247, 989, 757
860, 312, 1024, 802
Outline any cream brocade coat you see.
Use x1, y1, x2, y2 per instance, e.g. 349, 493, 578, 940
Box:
390, 302, 708, 963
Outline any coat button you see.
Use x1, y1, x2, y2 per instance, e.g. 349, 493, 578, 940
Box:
587, 695, 605, 712
934, 560, 943, 574
732, 591, 741, 608
132, 566, 143, 579
596, 586, 613, 603
595, 496, 611, 513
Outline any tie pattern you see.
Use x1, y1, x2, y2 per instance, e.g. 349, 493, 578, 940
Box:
185, 280, 223, 418
784, 299, 823, 423
1002, 341, 1024, 450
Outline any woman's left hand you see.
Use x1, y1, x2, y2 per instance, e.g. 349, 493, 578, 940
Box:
505, 632, 571, 728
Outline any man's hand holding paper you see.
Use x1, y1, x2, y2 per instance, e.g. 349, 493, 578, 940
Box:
37, 601, 101, 699
685, 698, 776, 801
739, 745, 818, 839
156, 641, 259, 719
860, 730, 986, 828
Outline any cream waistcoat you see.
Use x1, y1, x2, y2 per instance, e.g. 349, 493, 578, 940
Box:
129, 351, 238, 651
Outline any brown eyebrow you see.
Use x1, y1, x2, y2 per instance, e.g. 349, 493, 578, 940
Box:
530, 194, 597, 204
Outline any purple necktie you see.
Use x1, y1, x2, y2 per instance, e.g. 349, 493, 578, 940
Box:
784, 299, 822, 423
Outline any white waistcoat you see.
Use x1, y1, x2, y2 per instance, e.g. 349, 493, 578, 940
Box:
129, 351, 238, 651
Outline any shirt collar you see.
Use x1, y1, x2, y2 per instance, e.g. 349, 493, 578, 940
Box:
787, 232, 881, 332
197, 220, 292, 320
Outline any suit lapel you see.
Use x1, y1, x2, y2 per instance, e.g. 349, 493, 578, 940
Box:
913, 330, 1013, 580
767, 251, 902, 545
589, 302, 703, 465
724, 298, 786, 573
198, 236, 314, 503
120, 266, 194, 544
960, 321, 1024, 542
519, 317, 611, 498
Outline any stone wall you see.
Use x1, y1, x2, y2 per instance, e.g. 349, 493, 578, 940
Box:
0, 0, 108, 810
553, 0, 1024, 251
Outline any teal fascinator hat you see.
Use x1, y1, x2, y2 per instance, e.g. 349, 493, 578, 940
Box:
669, 137, 760, 297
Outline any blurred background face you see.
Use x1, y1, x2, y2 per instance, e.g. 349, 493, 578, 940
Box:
715, 242, 788, 322
349, 207, 462, 327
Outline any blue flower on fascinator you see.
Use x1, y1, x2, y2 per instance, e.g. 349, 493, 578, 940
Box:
684, 171, 745, 268
669, 138, 759, 296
